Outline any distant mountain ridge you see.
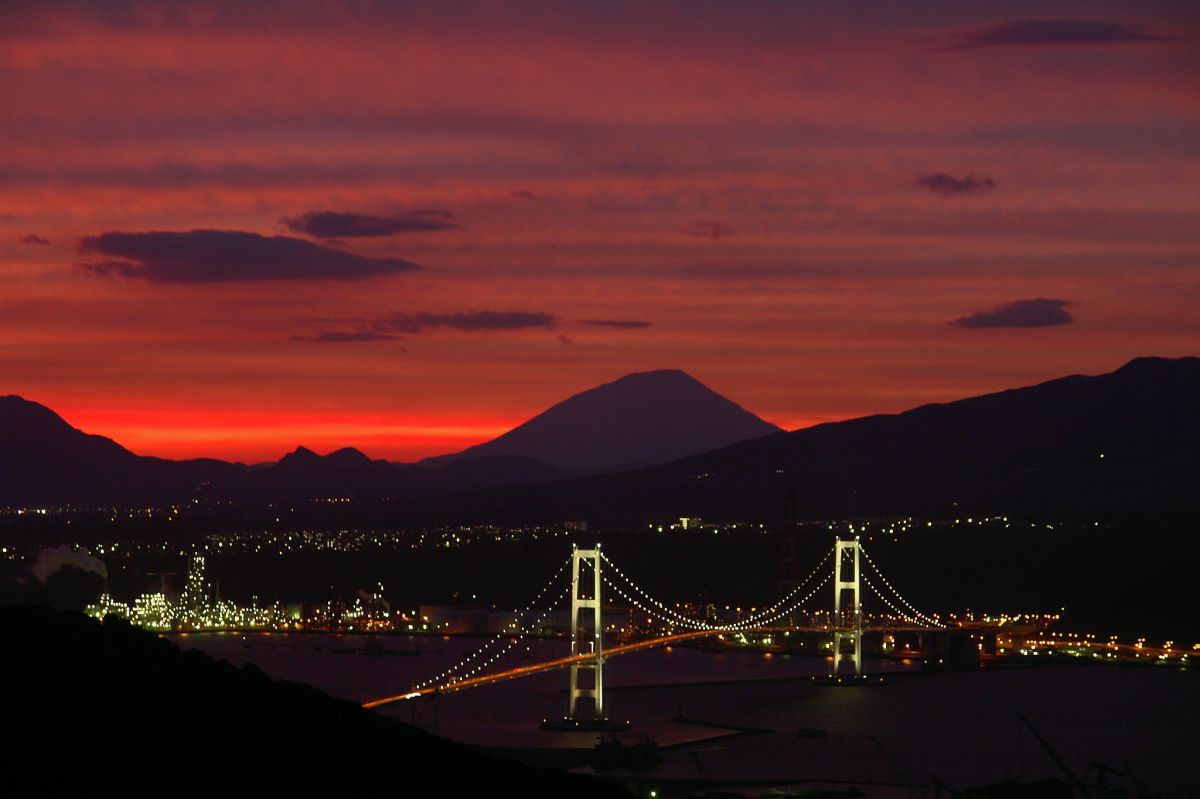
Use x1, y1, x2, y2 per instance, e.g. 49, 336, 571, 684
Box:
422, 356, 1200, 523
2, 357, 1197, 517
0, 368, 779, 505
421, 369, 782, 474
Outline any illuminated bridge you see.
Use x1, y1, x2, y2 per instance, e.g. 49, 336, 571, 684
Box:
363, 538, 951, 722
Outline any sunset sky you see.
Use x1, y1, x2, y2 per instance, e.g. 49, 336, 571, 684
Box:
2, 1, 1197, 462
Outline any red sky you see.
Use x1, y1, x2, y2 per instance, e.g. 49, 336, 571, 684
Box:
2, 1, 1197, 462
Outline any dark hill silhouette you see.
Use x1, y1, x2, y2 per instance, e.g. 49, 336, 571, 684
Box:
251, 445, 404, 498
422, 369, 782, 474
403, 356, 1200, 523
0, 394, 137, 469
0, 395, 238, 506
432, 454, 564, 490
2, 605, 628, 797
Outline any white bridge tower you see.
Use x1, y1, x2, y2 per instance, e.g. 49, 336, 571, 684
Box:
567, 544, 605, 721
832, 538, 863, 675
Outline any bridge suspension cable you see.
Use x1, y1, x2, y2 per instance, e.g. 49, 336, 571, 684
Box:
411, 557, 572, 692
726, 571, 832, 629
600, 573, 709, 630
599, 546, 833, 632
601, 569, 832, 633
437, 584, 572, 688
858, 545, 944, 628
862, 575, 929, 626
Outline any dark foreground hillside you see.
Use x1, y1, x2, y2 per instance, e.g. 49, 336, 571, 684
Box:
0, 606, 628, 798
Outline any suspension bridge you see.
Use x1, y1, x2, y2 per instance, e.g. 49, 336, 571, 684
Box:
363, 538, 951, 724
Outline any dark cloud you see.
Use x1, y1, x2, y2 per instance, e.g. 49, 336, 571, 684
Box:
940, 19, 1167, 51
682, 221, 733, 240
19, 234, 50, 245
579, 319, 652, 329
377, 311, 556, 333
297, 310, 558, 342
511, 190, 539, 199
918, 173, 997, 197
282, 210, 457, 239
291, 331, 400, 344
77, 229, 420, 282
952, 298, 1074, 329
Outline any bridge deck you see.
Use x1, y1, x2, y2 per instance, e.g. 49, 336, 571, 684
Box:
361, 624, 945, 708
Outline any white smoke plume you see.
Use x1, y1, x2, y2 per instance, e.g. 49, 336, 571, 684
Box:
31, 546, 108, 585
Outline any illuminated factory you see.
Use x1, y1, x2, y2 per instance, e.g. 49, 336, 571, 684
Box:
86, 555, 281, 632
86, 556, 411, 634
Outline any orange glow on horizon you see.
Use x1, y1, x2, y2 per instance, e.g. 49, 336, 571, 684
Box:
40, 402, 855, 463
49, 405, 518, 463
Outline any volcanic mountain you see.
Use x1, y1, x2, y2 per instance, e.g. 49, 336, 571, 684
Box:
422, 369, 783, 474
415, 356, 1200, 523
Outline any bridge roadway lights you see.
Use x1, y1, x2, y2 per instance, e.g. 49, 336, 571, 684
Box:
538, 717, 632, 732
811, 674, 885, 687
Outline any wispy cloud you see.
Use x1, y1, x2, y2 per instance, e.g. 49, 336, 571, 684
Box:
282, 210, 457, 239
579, 318, 652, 329
296, 310, 558, 342
19, 234, 50, 245
952, 298, 1074, 328
291, 331, 400, 343
939, 19, 1167, 52
380, 311, 557, 333
918, 173, 996, 197
77, 229, 420, 282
